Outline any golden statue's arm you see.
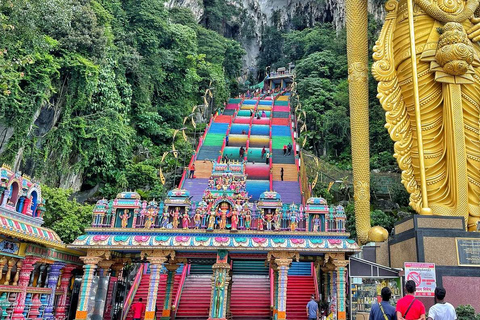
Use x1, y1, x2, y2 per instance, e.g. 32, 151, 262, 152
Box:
415, 0, 479, 22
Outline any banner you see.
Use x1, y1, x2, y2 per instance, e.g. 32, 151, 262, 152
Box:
404, 262, 436, 297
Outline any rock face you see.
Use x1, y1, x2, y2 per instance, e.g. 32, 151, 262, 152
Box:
167, 0, 385, 70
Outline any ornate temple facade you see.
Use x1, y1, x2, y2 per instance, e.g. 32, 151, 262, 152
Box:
0, 164, 83, 319
71, 93, 359, 320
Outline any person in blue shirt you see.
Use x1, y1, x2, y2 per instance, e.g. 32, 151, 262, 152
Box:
370, 287, 397, 320
306, 294, 319, 320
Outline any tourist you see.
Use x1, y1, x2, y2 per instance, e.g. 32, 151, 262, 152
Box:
226, 135, 229, 146
250, 109, 253, 117
396, 280, 425, 320
261, 146, 266, 159
281, 167, 284, 181
287, 142, 292, 155
427, 287, 457, 320
369, 287, 396, 320
265, 151, 270, 165
189, 164, 195, 179
242, 129, 246, 135
131, 298, 145, 320
262, 110, 266, 118
283, 144, 287, 156
239, 146, 245, 159
306, 294, 319, 320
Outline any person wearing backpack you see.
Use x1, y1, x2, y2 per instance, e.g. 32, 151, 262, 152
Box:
396, 280, 426, 320
369, 287, 397, 320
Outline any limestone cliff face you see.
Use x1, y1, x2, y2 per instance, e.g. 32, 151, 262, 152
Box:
166, 0, 385, 69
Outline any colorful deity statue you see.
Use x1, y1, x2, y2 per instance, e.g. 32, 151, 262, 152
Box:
194, 210, 203, 229
264, 210, 273, 231
160, 209, 170, 229
172, 207, 180, 229
313, 215, 320, 232
144, 206, 157, 229
119, 209, 131, 228
207, 210, 216, 231
258, 212, 264, 231
245, 210, 251, 230
231, 209, 238, 231
289, 211, 297, 232
273, 212, 281, 231
182, 212, 190, 229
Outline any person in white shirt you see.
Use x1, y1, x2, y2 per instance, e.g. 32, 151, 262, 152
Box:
427, 287, 457, 320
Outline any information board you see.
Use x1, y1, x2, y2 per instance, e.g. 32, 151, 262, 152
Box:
404, 262, 436, 297
456, 238, 480, 266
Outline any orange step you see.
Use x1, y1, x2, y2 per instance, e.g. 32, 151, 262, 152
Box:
193, 160, 213, 178
272, 164, 298, 181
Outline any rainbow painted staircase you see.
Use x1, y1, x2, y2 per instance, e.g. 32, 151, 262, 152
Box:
286, 262, 317, 320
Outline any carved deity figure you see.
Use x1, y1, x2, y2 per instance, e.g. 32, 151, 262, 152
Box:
182, 212, 190, 229
264, 211, 273, 231
172, 207, 180, 229
289, 212, 297, 232
119, 209, 131, 228
230, 210, 238, 231
273, 212, 281, 230
144, 208, 156, 229
194, 210, 202, 229
207, 210, 216, 230
161, 209, 170, 229
245, 210, 252, 230
373, 0, 480, 230
313, 215, 320, 232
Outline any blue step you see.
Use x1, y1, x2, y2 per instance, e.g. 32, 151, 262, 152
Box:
272, 125, 291, 137
288, 262, 312, 275
209, 123, 229, 134
246, 180, 270, 201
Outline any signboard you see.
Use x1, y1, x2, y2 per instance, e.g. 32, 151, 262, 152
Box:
404, 262, 436, 297
456, 238, 480, 267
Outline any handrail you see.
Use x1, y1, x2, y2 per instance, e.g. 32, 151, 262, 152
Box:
269, 98, 274, 190
245, 99, 258, 162
121, 264, 144, 320
313, 262, 320, 300
173, 264, 190, 318
270, 266, 274, 315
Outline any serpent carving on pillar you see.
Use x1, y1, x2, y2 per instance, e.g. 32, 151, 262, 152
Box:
372, 0, 480, 231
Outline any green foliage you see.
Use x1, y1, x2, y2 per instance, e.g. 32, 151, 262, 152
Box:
0, 0, 244, 200
41, 185, 93, 243
456, 305, 480, 320
346, 205, 398, 239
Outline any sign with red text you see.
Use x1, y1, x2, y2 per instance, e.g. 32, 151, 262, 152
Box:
404, 262, 436, 297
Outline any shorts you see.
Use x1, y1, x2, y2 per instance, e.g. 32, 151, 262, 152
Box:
309, 318, 317, 320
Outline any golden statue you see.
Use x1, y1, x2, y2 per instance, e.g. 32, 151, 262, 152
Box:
372, 0, 480, 231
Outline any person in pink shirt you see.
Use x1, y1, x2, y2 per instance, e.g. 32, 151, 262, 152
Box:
131, 298, 146, 320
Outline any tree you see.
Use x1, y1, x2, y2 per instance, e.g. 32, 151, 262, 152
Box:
41, 185, 93, 243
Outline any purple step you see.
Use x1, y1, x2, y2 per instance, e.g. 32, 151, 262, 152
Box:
183, 178, 208, 202
272, 181, 302, 204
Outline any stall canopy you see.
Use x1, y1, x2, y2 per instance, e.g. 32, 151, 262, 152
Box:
349, 257, 402, 278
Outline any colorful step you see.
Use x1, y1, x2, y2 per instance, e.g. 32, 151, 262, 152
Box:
245, 163, 270, 180
272, 164, 297, 181
230, 275, 270, 320
246, 180, 270, 201
175, 275, 211, 320
272, 181, 302, 204
286, 274, 315, 320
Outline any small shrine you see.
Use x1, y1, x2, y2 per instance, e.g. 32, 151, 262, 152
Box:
0, 164, 82, 319
305, 197, 347, 232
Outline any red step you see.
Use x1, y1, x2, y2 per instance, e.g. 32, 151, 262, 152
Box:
272, 118, 290, 126
286, 275, 316, 320
126, 273, 182, 320
214, 115, 232, 123
230, 275, 270, 320
175, 275, 212, 320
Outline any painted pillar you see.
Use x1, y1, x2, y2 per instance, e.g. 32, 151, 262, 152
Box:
161, 263, 179, 320
21, 198, 31, 215
75, 256, 102, 320
17, 197, 25, 213
330, 270, 337, 320
55, 265, 76, 320
208, 250, 230, 320
44, 262, 65, 319
12, 256, 39, 320
145, 256, 168, 320
272, 265, 279, 320
334, 261, 348, 320
275, 258, 291, 320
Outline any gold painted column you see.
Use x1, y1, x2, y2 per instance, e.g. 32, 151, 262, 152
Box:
346, 0, 371, 243
142, 250, 175, 320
